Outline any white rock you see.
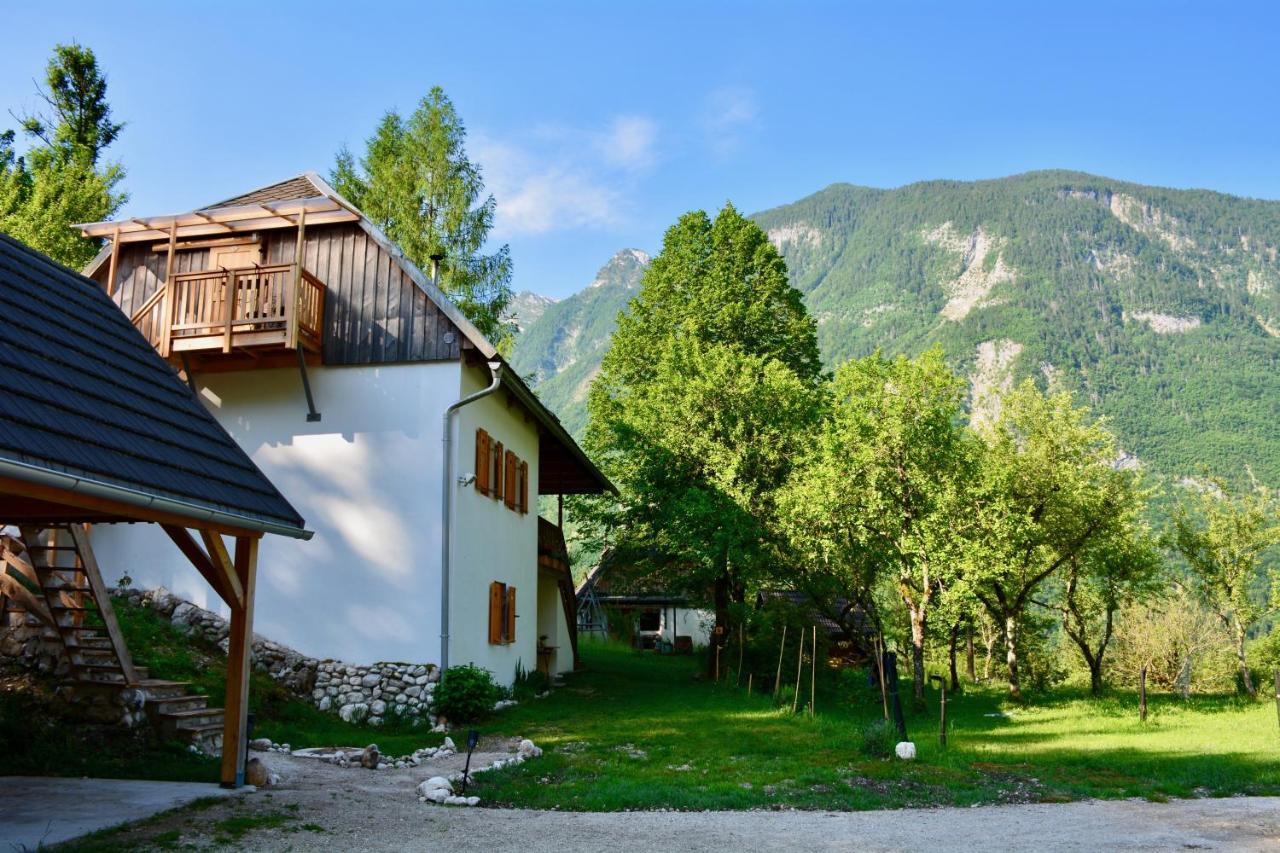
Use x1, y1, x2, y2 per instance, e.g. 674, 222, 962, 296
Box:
895, 741, 917, 760
466, 796, 480, 806
427, 788, 449, 804
517, 739, 542, 758
442, 736, 456, 752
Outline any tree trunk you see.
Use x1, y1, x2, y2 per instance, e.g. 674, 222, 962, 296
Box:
1234, 620, 1256, 697
948, 623, 960, 691
711, 571, 730, 677
1004, 614, 1022, 700
965, 624, 976, 682
909, 605, 927, 706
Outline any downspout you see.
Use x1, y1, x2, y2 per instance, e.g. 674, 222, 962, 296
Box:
440, 360, 503, 671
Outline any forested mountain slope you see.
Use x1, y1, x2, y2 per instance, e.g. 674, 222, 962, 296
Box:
512, 171, 1280, 484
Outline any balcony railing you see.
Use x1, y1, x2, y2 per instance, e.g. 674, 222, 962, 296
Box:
131, 263, 325, 358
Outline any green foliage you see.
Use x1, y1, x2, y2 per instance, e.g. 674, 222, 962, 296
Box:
433, 664, 501, 723
966, 380, 1147, 699
858, 717, 898, 758
781, 348, 972, 703
0, 43, 126, 268
332, 86, 513, 343
1169, 480, 1280, 696
585, 203, 822, 626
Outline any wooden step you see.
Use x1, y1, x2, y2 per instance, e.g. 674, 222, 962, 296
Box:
166, 707, 225, 730
151, 694, 210, 715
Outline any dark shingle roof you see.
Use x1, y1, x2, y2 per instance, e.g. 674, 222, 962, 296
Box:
0, 233, 305, 533
205, 175, 322, 209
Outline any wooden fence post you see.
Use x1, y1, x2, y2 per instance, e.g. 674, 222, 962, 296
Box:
809, 625, 817, 717
773, 625, 787, 697
1139, 666, 1148, 723
792, 628, 804, 715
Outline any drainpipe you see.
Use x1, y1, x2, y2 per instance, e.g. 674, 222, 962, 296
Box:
440, 360, 503, 671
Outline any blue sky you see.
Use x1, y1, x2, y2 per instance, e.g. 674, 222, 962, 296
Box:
3, 1, 1278, 299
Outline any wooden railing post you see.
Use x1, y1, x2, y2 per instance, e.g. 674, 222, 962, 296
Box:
287, 209, 306, 350
220, 535, 258, 788
222, 269, 236, 353
158, 223, 177, 358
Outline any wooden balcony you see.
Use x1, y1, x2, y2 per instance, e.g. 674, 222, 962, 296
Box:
131, 263, 325, 361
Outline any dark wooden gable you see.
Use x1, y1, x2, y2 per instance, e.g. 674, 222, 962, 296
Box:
96, 222, 462, 365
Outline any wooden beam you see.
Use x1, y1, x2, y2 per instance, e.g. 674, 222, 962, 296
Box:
105, 228, 120, 298
68, 524, 139, 685
199, 530, 244, 611
222, 269, 236, 354
287, 208, 305, 350
220, 535, 258, 788
159, 223, 177, 358
0, 475, 266, 539
161, 525, 236, 609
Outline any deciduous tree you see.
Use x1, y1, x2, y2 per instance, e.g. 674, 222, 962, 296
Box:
1169, 480, 1280, 697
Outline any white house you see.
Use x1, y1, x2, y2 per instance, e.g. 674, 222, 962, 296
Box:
75, 173, 612, 684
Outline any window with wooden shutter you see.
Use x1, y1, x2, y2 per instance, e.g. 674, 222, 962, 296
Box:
489, 581, 505, 644
475, 429, 491, 495
506, 585, 517, 643
519, 461, 529, 514
504, 450, 518, 510
492, 441, 505, 502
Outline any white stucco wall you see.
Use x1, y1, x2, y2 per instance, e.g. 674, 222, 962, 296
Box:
660, 608, 713, 647
91, 361, 458, 665
447, 362, 541, 684
536, 567, 574, 676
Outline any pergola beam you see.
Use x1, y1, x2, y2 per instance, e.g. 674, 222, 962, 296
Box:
220, 535, 258, 788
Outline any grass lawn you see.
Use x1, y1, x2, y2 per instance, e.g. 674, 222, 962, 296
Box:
466, 640, 1280, 811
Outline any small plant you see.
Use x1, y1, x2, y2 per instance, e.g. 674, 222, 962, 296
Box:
858, 718, 897, 758
432, 664, 501, 723
511, 665, 550, 702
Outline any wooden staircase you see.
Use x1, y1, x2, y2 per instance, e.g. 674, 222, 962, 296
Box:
0, 525, 225, 751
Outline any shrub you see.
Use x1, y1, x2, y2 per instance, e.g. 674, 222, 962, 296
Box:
858, 718, 897, 758
432, 664, 501, 723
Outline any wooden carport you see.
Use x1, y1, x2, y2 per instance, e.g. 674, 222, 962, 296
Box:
0, 234, 310, 787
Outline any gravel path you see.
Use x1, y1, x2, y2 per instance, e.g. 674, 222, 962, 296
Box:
79, 746, 1280, 853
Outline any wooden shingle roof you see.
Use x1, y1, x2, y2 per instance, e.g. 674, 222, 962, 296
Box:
206, 175, 323, 208
0, 234, 307, 535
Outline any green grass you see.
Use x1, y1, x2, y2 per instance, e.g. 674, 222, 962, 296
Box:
466, 640, 1280, 811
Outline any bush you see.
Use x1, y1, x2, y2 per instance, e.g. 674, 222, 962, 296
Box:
858, 718, 897, 758
432, 664, 501, 723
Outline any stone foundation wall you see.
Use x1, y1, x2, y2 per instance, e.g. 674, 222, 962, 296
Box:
117, 588, 441, 726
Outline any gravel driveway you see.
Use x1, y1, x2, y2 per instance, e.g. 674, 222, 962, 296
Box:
69, 748, 1279, 853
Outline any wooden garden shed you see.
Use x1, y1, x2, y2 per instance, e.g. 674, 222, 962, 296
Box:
0, 233, 310, 787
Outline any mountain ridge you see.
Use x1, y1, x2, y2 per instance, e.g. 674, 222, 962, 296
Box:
511, 170, 1280, 484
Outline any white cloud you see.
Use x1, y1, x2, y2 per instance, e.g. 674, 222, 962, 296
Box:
475, 113, 658, 239
702, 86, 761, 156
597, 115, 658, 171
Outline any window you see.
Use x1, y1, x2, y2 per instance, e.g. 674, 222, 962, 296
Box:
474, 428, 529, 514
489, 581, 517, 645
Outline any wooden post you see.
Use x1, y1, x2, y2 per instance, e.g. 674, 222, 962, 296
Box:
1139, 666, 1148, 723
287, 208, 306, 350
875, 635, 889, 720
159, 223, 177, 357
773, 625, 787, 697
1264, 666, 1274, 732
714, 643, 720, 683
220, 535, 258, 788
222, 269, 237, 353
747, 673, 753, 697
810, 625, 817, 717
792, 627, 804, 715
105, 227, 121, 298
737, 623, 745, 686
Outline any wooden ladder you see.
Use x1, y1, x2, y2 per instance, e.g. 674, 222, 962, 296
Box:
5, 524, 141, 686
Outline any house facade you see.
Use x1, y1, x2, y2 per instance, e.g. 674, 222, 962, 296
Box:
75, 174, 610, 683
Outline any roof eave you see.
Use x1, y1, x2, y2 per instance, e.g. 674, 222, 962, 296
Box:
0, 457, 313, 540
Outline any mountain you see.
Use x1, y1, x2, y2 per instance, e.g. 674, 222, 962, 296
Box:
509, 248, 649, 436
504, 291, 558, 333
512, 172, 1280, 484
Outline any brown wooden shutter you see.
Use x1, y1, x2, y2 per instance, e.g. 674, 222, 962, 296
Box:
475, 429, 490, 495
506, 586, 517, 643
488, 582, 505, 644
504, 451, 518, 510
519, 461, 529, 514
492, 441, 505, 502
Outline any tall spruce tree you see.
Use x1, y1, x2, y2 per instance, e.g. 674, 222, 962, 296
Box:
0, 43, 126, 268
332, 88, 513, 343
587, 204, 822, 657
